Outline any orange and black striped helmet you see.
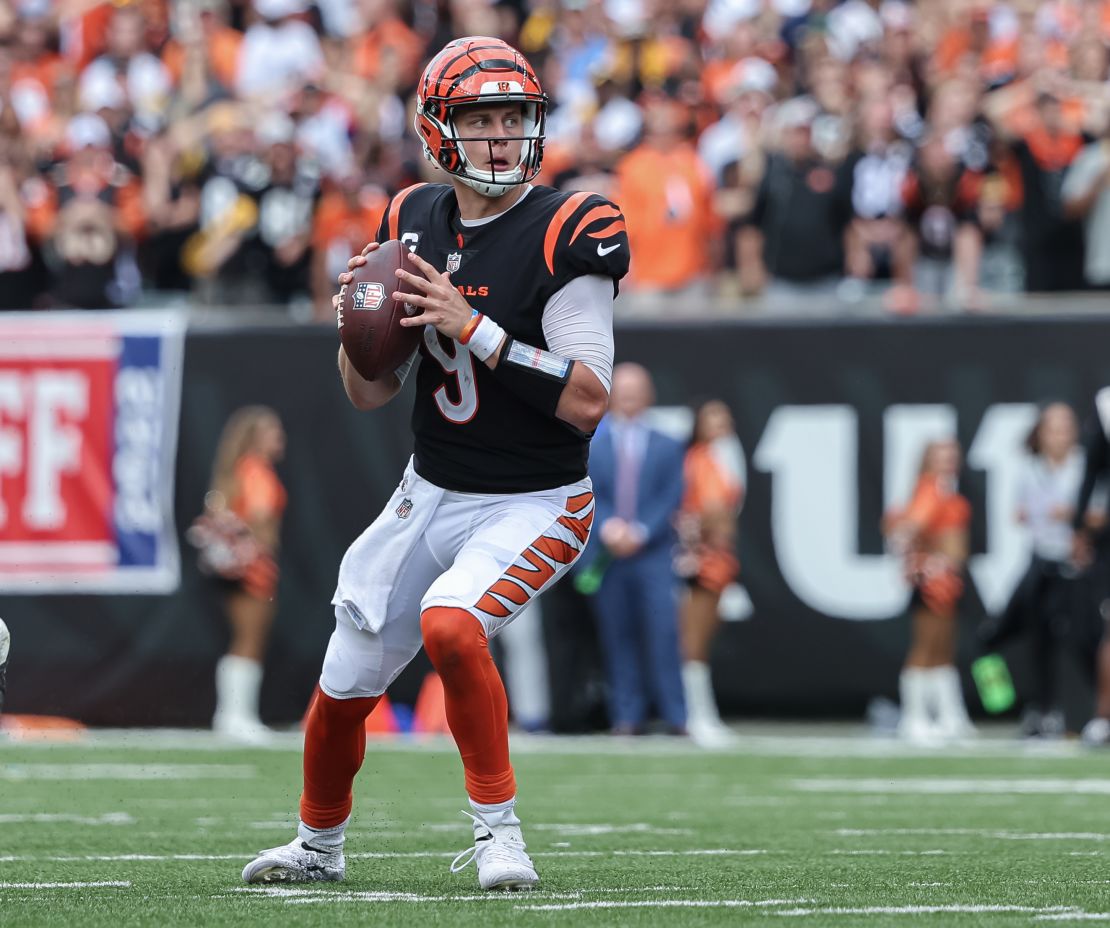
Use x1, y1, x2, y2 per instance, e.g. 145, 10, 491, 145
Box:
415, 36, 547, 197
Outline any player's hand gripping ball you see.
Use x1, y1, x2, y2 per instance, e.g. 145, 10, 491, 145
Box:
336, 240, 422, 382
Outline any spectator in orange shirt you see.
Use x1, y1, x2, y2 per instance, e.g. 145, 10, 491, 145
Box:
351, 0, 424, 88
189, 406, 287, 744
883, 438, 974, 744
311, 170, 386, 319
59, 0, 115, 73
613, 98, 717, 300
161, 0, 244, 95
10, 5, 70, 131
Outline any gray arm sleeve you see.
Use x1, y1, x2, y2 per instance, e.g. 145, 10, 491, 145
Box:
540, 274, 616, 393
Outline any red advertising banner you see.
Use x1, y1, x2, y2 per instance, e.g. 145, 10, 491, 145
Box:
0, 312, 184, 593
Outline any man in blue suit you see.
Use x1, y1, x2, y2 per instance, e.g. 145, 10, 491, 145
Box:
583, 363, 687, 734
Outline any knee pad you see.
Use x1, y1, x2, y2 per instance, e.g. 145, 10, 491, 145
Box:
421, 607, 486, 671
320, 604, 393, 699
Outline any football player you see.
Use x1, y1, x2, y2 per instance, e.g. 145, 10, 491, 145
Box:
242, 37, 628, 890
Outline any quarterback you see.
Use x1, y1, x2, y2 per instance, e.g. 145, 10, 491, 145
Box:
242, 37, 628, 890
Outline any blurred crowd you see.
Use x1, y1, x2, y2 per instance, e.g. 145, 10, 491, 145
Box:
5, 0, 1110, 316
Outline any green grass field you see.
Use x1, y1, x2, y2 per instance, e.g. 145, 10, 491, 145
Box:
1, 727, 1108, 926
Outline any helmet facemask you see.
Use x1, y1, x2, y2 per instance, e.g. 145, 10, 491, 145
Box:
417, 96, 546, 198
447, 101, 544, 197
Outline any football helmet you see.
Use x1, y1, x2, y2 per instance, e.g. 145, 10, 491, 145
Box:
415, 36, 547, 197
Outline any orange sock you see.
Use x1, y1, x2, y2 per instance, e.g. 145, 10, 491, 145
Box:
421, 607, 516, 804
299, 685, 380, 829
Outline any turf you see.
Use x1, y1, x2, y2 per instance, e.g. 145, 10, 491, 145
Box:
1, 728, 1108, 926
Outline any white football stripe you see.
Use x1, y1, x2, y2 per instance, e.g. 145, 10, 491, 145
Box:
228, 885, 695, 905
0, 848, 762, 863
518, 899, 812, 912
0, 764, 255, 780
775, 905, 1083, 917
828, 850, 948, 856
0, 813, 134, 825
54, 727, 1087, 760
795, 778, 1110, 794
837, 828, 1110, 842
0, 882, 130, 889
531, 822, 693, 836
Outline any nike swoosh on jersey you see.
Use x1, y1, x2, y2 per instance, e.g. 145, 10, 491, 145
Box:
596, 242, 621, 256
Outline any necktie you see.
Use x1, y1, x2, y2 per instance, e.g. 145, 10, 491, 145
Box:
615, 424, 641, 522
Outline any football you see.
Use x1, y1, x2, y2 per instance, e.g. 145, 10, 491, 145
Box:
338, 239, 423, 382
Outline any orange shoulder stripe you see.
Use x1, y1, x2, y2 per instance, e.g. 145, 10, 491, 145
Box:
588, 220, 626, 239
386, 183, 428, 241
569, 205, 620, 246
543, 191, 592, 274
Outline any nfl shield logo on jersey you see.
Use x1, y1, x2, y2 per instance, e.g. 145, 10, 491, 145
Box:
353, 281, 386, 311
395, 497, 414, 520
446, 252, 462, 274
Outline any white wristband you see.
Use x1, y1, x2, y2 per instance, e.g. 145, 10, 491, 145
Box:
459, 312, 506, 362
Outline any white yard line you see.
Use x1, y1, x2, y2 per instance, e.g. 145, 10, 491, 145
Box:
222, 889, 1110, 919
0, 848, 763, 864
0, 881, 131, 889
837, 828, 1110, 842
531, 823, 694, 837
240, 821, 696, 837
0, 764, 255, 780
828, 850, 948, 856
0, 854, 246, 863
795, 778, 1110, 795
774, 905, 1084, 917
11, 726, 1086, 760
0, 812, 134, 825
517, 899, 811, 912
228, 885, 693, 905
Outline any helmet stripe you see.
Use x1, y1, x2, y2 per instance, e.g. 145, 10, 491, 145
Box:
431, 45, 510, 95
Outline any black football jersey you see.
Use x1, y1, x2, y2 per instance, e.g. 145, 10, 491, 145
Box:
374, 183, 629, 493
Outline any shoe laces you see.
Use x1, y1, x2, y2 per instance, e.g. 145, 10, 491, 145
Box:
449, 811, 530, 874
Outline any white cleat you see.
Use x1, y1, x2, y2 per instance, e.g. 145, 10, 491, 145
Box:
897, 716, 944, 747
242, 837, 345, 884
688, 718, 739, 749
1082, 717, 1110, 746
451, 811, 539, 891
935, 717, 978, 742
213, 712, 274, 746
